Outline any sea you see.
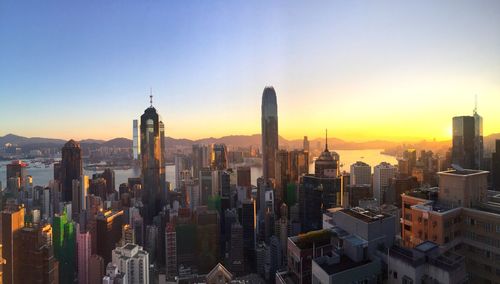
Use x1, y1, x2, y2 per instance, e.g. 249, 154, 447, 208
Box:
0, 149, 396, 189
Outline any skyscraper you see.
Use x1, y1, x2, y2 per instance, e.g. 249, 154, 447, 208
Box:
140, 97, 166, 223
473, 105, 484, 169
6, 160, 26, 188
77, 229, 91, 284
314, 130, 339, 178
61, 139, 83, 202
350, 161, 372, 186
133, 119, 140, 160
96, 210, 124, 265
211, 144, 228, 170
18, 224, 58, 284
452, 115, 481, 169
261, 86, 279, 180
492, 140, 500, 191
373, 162, 397, 205
165, 222, 177, 278
2, 204, 25, 284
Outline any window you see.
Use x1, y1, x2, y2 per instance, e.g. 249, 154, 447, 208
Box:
393, 272, 398, 279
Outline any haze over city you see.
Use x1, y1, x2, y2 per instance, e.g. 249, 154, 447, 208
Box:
1, 0, 500, 141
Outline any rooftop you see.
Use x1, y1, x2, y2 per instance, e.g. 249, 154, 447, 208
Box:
340, 207, 391, 223
290, 229, 334, 250
314, 253, 372, 275
438, 169, 489, 176
389, 244, 464, 272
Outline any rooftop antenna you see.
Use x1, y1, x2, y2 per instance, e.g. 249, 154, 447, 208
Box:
473, 94, 478, 115
149, 87, 153, 107
325, 128, 328, 151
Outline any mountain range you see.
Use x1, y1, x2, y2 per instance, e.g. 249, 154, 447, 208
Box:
1, 133, 499, 153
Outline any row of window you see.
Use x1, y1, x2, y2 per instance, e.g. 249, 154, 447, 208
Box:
464, 217, 500, 233
464, 231, 500, 248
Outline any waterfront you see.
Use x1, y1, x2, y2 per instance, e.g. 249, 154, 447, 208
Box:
0, 149, 396, 190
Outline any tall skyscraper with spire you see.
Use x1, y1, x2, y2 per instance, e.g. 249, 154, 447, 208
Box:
473, 96, 483, 169
261, 86, 279, 180
140, 93, 166, 223
452, 97, 483, 170
314, 129, 339, 178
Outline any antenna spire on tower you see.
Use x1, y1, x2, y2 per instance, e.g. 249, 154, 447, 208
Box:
474, 94, 478, 115
149, 87, 153, 107
325, 128, 328, 151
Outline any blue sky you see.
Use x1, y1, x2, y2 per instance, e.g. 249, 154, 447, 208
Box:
1, 0, 499, 141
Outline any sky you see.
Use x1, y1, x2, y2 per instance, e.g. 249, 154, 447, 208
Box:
1, 0, 499, 142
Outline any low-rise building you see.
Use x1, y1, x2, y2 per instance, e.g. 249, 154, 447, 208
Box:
388, 241, 466, 284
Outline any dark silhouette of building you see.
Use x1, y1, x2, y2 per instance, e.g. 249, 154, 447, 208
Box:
211, 144, 228, 170
452, 113, 483, 169
140, 98, 166, 224
61, 139, 82, 202
96, 210, 123, 264
261, 86, 279, 180
237, 166, 251, 188
314, 130, 339, 178
299, 176, 324, 233
93, 168, 115, 195
230, 222, 244, 274
241, 199, 256, 266
6, 160, 26, 188
492, 140, 500, 191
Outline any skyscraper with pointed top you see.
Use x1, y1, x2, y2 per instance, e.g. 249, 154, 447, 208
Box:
261, 86, 279, 180
140, 93, 166, 223
314, 129, 339, 178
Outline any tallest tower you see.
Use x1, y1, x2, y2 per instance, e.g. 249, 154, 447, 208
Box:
140, 94, 166, 223
261, 86, 279, 180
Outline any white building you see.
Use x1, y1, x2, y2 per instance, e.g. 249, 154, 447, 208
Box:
350, 161, 372, 186
111, 243, 149, 284
132, 119, 140, 160
373, 162, 397, 205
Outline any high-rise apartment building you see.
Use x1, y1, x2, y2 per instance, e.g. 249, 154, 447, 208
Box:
165, 222, 177, 278
77, 229, 91, 284
261, 86, 279, 180
111, 243, 150, 284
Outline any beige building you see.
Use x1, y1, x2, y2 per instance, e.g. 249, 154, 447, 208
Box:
401, 169, 500, 283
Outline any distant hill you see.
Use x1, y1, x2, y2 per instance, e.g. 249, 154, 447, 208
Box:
103, 138, 132, 148
2, 133, 499, 153
0, 134, 66, 146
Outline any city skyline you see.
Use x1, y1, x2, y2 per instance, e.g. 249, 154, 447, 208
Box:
1, 0, 500, 141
